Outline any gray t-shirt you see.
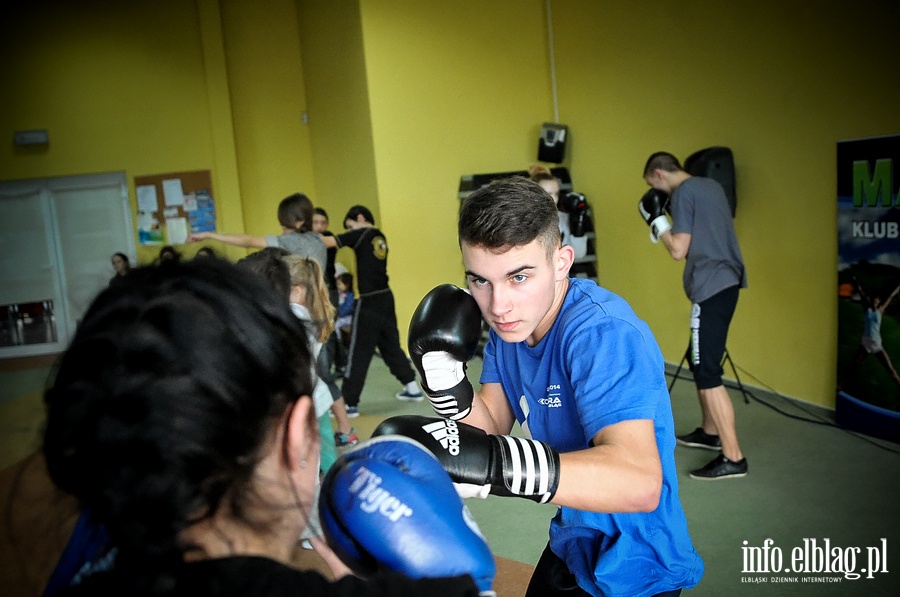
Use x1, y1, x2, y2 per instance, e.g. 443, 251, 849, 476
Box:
671, 177, 747, 303
265, 231, 327, 269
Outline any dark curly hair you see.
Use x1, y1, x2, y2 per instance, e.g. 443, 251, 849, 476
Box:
42, 258, 315, 590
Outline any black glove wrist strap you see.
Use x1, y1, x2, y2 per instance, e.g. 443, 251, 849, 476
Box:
490, 435, 560, 504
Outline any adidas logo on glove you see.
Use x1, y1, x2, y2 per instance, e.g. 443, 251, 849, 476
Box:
422, 419, 461, 455
371, 415, 562, 504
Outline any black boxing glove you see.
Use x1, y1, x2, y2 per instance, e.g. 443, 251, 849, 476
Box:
408, 285, 483, 420
569, 208, 589, 238
559, 192, 590, 238
557, 191, 585, 213
638, 188, 671, 243
373, 415, 561, 504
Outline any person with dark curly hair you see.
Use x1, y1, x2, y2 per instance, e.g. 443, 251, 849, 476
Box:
40, 258, 488, 596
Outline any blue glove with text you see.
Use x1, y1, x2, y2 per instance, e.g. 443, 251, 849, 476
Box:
319, 435, 496, 595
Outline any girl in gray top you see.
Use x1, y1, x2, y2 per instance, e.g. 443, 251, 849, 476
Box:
188, 192, 326, 269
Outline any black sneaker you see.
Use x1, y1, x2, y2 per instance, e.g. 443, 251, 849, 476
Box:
676, 427, 722, 451
689, 454, 748, 480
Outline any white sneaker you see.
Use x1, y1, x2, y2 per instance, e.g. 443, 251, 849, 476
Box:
395, 389, 424, 402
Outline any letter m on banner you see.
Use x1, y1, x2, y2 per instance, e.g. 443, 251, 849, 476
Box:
853, 159, 893, 207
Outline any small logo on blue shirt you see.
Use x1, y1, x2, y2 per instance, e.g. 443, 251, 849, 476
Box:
540, 384, 562, 407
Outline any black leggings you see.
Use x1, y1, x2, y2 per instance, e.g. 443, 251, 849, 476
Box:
688, 285, 739, 389
525, 543, 683, 597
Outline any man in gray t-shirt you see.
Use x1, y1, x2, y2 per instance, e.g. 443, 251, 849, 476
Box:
640, 151, 749, 481
671, 176, 747, 304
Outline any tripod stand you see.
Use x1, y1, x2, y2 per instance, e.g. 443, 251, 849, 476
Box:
668, 341, 750, 404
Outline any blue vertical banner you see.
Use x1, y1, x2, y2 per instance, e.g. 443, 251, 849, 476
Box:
188, 188, 216, 233
836, 134, 900, 443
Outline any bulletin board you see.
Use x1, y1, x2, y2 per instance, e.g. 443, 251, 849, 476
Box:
133, 170, 217, 245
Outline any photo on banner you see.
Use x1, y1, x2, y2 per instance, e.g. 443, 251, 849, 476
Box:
836, 134, 900, 443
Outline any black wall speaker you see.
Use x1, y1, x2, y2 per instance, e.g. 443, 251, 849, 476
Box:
538, 123, 568, 164
684, 146, 736, 217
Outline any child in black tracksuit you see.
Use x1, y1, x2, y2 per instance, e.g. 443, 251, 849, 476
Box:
321, 205, 422, 416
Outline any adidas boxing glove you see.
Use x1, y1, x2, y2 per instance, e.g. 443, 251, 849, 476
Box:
320, 436, 496, 595
408, 285, 483, 420
373, 415, 560, 504
638, 188, 671, 243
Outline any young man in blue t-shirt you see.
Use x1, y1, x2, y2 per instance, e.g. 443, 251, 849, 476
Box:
377, 177, 703, 596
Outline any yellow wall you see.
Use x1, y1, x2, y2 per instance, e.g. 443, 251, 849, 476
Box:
0, 0, 315, 265
330, 0, 899, 407
1, 1, 222, 264
551, 0, 900, 406
2, 0, 899, 409
356, 0, 555, 327
296, 0, 378, 271
220, 0, 317, 236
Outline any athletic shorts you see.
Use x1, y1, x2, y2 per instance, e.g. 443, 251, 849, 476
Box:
525, 543, 683, 597
861, 336, 883, 354
688, 285, 739, 390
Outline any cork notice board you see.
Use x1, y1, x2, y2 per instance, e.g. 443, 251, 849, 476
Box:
133, 170, 216, 245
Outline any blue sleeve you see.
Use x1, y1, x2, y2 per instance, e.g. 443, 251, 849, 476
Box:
479, 332, 500, 385
565, 317, 668, 440
338, 297, 355, 317
43, 511, 115, 595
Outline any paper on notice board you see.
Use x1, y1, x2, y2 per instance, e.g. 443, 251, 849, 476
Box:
137, 185, 158, 212
138, 211, 163, 245
166, 217, 189, 244
162, 178, 185, 207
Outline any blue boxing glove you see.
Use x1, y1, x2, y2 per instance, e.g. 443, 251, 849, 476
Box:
319, 435, 496, 596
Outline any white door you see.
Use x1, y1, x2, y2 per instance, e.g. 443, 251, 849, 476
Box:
0, 172, 133, 359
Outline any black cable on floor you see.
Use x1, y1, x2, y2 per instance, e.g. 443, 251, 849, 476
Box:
665, 366, 900, 455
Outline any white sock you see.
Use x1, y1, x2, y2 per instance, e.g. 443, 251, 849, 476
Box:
406, 381, 421, 394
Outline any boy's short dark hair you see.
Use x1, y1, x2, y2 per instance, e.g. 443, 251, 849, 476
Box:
458, 176, 560, 260
344, 205, 375, 226
314, 207, 328, 220
643, 152, 683, 177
